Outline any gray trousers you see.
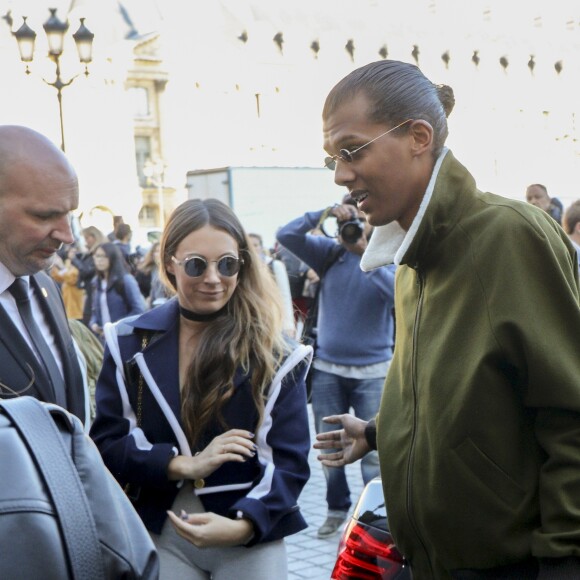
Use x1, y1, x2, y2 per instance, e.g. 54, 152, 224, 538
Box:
151, 483, 288, 580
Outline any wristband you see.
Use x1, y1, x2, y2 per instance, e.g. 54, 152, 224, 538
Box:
364, 419, 377, 450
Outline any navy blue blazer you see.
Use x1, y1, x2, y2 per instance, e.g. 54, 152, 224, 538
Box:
90, 299, 312, 542
0, 271, 87, 424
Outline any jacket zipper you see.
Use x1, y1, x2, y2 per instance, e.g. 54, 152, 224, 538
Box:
406, 268, 434, 577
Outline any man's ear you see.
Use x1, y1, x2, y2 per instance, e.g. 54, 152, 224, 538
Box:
409, 120, 433, 156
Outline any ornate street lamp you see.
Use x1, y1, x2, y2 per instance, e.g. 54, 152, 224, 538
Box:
13, 8, 94, 152
73, 18, 94, 73
13, 17, 36, 68
43, 7, 68, 56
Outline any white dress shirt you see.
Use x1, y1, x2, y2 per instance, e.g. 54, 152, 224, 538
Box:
0, 261, 65, 377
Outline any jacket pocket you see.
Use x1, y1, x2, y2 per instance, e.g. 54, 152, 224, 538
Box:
454, 437, 525, 507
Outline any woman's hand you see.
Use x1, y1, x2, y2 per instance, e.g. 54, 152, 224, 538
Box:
166, 510, 254, 548
91, 323, 103, 337
306, 268, 320, 284
167, 429, 256, 481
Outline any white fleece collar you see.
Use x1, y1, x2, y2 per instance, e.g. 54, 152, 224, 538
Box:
360, 147, 449, 271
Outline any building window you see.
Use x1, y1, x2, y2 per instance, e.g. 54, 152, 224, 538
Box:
135, 136, 152, 187
138, 204, 157, 226
129, 87, 150, 118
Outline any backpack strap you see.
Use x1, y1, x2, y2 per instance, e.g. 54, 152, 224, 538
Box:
302, 244, 345, 341
321, 244, 345, 278
136, 333, 150, 427
103, 320, 150, 431
0, 397, 105, 580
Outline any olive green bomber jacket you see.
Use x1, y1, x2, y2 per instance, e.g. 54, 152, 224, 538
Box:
375, 151, 580, 578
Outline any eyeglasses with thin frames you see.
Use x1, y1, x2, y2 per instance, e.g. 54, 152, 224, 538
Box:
324, 119, 413, 170
171, 255, 243, 278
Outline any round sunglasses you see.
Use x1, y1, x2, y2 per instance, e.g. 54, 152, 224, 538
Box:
171, 255, 243, 278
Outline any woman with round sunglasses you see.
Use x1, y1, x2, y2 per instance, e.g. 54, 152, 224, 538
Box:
90, 198, 312, 579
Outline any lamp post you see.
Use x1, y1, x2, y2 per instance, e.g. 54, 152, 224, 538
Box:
13, 8, 94, 152
143, 159, 166, 228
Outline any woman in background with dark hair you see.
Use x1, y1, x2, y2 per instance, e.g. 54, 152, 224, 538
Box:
89, 241, 145, 340
90, 199, 312, 579
71, 225, 107, 326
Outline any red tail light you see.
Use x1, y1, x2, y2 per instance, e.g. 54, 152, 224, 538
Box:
331, 520, 406, 580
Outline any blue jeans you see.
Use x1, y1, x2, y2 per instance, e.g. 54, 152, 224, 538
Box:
311, 367, 385, 513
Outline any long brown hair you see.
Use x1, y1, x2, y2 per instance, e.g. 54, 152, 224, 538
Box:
160, 198, 288, 448
82, 226, 107, 253
138, 241, 160, 275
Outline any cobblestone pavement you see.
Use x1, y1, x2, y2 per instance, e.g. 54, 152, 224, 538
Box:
286, 404, 364, 580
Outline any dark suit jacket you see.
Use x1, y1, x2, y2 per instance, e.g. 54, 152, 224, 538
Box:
0, 271, 86, 424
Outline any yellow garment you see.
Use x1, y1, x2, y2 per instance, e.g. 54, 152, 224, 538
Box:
50, 261, 85, 320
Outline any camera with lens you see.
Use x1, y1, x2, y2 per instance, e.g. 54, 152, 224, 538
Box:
337, 218, 364, 244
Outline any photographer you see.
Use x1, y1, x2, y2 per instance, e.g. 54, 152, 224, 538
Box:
277, 195, 395, 538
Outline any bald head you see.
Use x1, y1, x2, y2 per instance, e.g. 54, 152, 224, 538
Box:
0, 126, 77, 194
525, 183, 551, 212
0, 125, 79, 275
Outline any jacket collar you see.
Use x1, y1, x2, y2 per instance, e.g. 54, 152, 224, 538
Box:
126, 297, 180, 333
361, 149, 476, 271
126, 298, 253, 388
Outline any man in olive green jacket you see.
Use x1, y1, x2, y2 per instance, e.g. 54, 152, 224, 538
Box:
315, 60, 580, 579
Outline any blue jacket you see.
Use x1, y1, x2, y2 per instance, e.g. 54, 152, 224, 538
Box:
89, 299, 312, 543
277, 210, 396, 365
90, 273, 146, 328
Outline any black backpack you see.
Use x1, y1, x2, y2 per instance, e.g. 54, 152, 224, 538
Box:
0, 397, 159, 579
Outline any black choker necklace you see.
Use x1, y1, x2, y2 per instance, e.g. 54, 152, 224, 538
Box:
179, 304, 227, 322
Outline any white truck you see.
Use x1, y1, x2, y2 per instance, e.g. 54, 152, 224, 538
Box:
185, 166, 346, 249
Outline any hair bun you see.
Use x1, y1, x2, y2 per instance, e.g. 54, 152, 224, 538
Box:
436, 84, 455, 118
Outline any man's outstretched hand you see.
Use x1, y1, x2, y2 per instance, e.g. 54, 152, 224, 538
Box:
314, 414, 371, 467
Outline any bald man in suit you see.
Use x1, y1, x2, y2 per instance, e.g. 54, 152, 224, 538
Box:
0, 126, 89, 425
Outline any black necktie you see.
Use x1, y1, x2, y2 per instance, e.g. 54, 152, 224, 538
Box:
8, 278, 66, 407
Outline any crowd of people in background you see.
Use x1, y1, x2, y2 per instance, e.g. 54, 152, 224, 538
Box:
524, 184, 580, 273
48, 219, 172, 338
